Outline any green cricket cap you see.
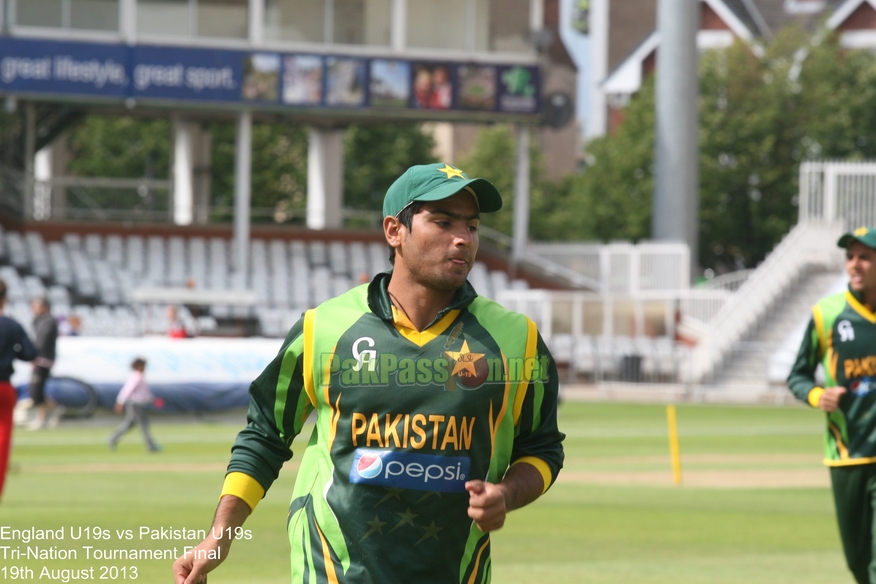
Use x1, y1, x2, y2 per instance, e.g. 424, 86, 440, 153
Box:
838, 226, 876, 250
383, 163, 503, 218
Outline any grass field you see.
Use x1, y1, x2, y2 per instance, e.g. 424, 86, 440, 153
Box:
2, 402, 849, 583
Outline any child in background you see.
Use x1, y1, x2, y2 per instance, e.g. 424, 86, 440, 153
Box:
107, 358, 161, 452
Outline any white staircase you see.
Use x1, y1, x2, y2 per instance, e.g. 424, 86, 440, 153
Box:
683, 220, 845, 385
707, 268, 843, 388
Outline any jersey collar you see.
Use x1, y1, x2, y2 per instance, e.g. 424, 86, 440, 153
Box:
367, 270, 478, 328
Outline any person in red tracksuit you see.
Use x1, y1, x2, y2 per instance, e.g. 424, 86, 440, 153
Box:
0, 278, 37, 500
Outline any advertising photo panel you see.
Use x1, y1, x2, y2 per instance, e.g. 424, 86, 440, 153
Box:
411, 63, 453, 110
242, 53, 280, 102
369, 59, 410, 108
282, 55, 323, 105
326, 57, 366, 106
457, 64, 497, 111
497, 65, 540, 114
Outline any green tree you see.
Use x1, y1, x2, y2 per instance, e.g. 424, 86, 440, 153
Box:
67, 116, 171, 178
569, 26, 876, 272
209, 121, 308, 224
343, 123, 436, 213
454, 124, 549, 238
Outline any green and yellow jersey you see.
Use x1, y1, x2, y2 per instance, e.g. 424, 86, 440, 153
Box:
789, 288, 876, 466
222, 273, 564, 584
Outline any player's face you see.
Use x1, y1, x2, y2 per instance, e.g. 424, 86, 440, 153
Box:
398, 191, 480, 292
846, 241, 876, 295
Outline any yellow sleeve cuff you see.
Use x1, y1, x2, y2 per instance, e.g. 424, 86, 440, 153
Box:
220, 472, 266, 512
511, 456, 553, 494
808, 387, 825, 408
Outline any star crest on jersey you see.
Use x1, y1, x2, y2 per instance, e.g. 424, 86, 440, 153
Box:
437, 164, 465, 180
445, 340, 485, 377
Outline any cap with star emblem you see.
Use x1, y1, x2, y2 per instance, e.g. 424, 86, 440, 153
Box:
382, 162, 503, 218
838, 226, 876, 250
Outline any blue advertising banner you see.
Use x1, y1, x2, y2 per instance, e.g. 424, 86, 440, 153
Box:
131, 44, 242, 102
0, 36, 541, 117
0, 37, 128, 98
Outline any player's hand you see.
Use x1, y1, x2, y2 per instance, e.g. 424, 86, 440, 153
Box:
114, 403, 123, 414
819, 386, 847, 412
465, 480, 508, 532
172, 538, 224, 584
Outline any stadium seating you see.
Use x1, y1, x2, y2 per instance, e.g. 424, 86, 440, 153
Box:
0, 225, 528, 338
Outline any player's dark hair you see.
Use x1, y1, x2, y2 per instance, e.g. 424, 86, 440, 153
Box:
0, 278, 6, 304
388, 201, 424, 265
131, 357, 147, 370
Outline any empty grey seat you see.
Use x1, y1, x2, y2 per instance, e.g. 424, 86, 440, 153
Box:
368, 242, 390, 276
468, 262, 491, 298
62, 233, 81, 250
209, 238, 228, 290
167, 236, 187, 287
186, 236, 206, 290
6, 232, 27, 269
105, 235, 125, 268
348, 242, 369, 281
84, 234, 103, 259
328, 241, 348, 276
126, 235, 145, 276
145, 236, 166, 286
489, 270, 509, 298
309, 241, 327, 266
48, 242, 73, 287
24, 232, 51, 278
310, 266, 332, 305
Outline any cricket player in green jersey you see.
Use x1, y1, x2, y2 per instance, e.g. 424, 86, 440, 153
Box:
788, 226, 876, 584
174, 163, 565, 584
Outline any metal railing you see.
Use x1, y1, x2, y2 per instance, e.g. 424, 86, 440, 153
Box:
525, 240, 691, 294
696, 269, 754, 292
496, 288, 732, 341
800, 160, 876, 229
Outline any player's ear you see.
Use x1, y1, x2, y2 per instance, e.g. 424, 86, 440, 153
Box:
384, 215, 403, 250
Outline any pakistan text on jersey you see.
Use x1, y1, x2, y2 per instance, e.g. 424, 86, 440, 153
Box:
845, 356, 876, 379
352, 412, 475, 451
320, 353, 551, 387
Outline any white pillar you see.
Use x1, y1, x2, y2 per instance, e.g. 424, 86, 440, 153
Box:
653, 0, 699, 277
307, 127, 344, 230
234, 112, 253, 278
120, 0, 136, 43
512, 124, 530, 263
391, 0, 406, 51
586, 0, 608, 139
173, 117, 195, 225
34, 147, 52, 221
248, 0, 264, 44
530, 0, 544, 33
324, 0, 334, 43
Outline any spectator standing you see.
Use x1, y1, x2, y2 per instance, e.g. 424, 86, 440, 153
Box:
27, 297, 60, 430
0, 279, 37, 499
107, 357, 161, 452
166, 306, 188, 339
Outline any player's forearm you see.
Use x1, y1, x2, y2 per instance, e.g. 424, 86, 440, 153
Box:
498, 462, 545, 512
211, 495, 252, 540
173, 496, 251, 584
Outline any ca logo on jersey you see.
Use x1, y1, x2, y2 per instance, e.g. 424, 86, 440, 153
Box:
352, 336, 377, 372
839, 320, 855, 342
